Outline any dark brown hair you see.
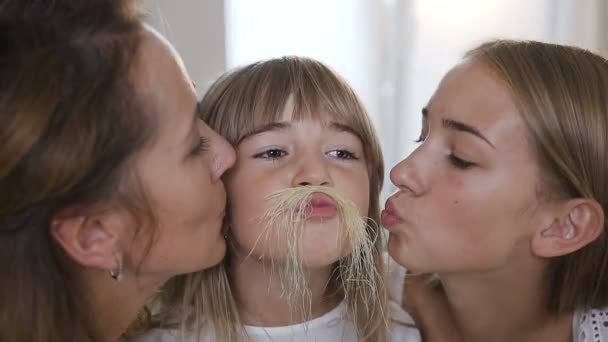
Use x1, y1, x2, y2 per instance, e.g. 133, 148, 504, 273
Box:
0, 1, 157, 341
466, 40, 608, 313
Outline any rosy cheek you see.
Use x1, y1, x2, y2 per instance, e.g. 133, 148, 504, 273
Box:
431, 192, 465, 224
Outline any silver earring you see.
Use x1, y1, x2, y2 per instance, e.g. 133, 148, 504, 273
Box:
109, 256, 123, 282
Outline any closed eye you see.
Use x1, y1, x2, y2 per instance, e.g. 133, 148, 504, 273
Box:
448, 154, 475, 169
415, 108, 429, 143
191, 136, 209, 156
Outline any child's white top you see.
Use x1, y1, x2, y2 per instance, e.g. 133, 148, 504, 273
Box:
137, 255, 421, 341
137, 299, 419, 341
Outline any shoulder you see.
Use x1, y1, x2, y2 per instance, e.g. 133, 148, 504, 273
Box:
573, 307, 608, 342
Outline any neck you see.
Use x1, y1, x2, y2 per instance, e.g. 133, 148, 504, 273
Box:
440, 255, 572, 342
81, 267, 167, 341
230, 253, 340, 327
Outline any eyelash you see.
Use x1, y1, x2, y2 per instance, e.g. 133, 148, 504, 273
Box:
328, 149, 359, 160
415, 114, 477, 170
415, 125, 428, 144
192, 137, 209, 156
254, 148, 286, 160
414, 133, 475, 170
449, 154, 475, 169
253, 148, 359, 161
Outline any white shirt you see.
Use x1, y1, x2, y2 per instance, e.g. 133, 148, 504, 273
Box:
138, 300, 420, 342
574, 307, 608, 342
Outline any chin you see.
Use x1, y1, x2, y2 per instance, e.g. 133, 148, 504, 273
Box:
195, 240, 227, 272
304, 219, 360, 261
300, 246, 345, 268
387, 236, 412, 267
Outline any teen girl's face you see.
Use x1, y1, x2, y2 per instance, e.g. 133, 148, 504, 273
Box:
383, 61, 547, 275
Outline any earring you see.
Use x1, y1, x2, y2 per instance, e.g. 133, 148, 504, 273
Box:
223, 224, 231, 240
109, 256, 123, 282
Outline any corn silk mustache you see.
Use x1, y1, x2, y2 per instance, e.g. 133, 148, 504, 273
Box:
249, 185, 379, 321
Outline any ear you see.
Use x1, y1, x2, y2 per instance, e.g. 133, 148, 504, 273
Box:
532, 199, 605, 258
49, 207, 126, 272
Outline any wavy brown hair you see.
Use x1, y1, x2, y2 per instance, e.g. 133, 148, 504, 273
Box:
0, 1, 158, 341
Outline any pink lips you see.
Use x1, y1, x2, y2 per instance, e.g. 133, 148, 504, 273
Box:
381, 199, 404, 229
305, 193, 337, 218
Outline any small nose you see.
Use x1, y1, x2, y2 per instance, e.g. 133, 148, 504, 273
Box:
291, 154, 332, 187
207, 128, 236, 182
389, 149, 425, 196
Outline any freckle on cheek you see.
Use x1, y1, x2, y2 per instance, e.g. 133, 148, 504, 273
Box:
453, 200, 459, 205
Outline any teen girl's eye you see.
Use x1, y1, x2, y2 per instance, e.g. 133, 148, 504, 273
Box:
254, 148, 288, 160
327, 149, 359, 160
415, 108, 429, 143
448, 153, 475, 169
415, 120, 430, 143
414, 131, 426, 144
192, 136, 209, 156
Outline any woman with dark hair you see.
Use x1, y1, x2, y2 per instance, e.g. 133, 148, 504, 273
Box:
0, 1, 235, 341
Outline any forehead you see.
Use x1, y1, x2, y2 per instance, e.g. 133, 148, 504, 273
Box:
429, 61, 529, 151
134, 26, 192, 98
131, 26, 195, 145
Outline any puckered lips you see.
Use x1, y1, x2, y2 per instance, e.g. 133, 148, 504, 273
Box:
381, 198, 404, 229
304, 192, 338, 219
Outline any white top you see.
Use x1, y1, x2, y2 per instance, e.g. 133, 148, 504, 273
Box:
138, 300, 420, 342
138, 254, 421, 341
574, 307, 608, 342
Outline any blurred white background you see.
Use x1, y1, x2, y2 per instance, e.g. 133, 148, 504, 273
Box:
144, 0, 608, 197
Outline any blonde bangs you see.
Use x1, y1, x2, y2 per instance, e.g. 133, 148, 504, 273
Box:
202, 57, 376, 151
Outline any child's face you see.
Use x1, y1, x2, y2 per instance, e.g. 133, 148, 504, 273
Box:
226, 104, 370, 267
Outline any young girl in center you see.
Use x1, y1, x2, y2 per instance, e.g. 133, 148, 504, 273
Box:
136, 56, 421, 341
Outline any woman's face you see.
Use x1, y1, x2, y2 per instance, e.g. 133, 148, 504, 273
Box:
226, 104, 370, 267
383, 61, 548, 274
128, 28, 235, 278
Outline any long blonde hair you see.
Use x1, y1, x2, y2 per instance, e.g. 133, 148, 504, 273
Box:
155, 56, 388, 341
466, 40, 608, 313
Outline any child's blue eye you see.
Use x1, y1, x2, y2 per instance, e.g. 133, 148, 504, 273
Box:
328, 149, 359, 160
254, 149, 287, 160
